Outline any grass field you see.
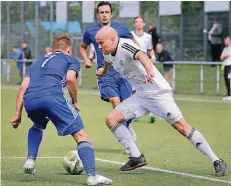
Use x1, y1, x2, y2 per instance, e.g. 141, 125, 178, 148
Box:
1, 86, 231, 186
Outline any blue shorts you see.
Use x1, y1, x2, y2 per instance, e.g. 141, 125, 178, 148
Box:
24, 96, 84, 136
97, 72, 132, 102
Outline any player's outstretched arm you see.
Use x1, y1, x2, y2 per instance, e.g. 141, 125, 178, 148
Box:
10, 76, 30, 129
79, 42, 92, 69
135, 51, 154, 83
66, 70, 80, 111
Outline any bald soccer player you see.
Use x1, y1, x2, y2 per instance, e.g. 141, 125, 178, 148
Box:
94, 27, 227, 176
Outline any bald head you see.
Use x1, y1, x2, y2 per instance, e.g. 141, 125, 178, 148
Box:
96, 26, 119, 55
96, 26, 118, 40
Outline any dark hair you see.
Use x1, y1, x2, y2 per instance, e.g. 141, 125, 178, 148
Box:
134, 16, 145, 23
97, 1, 112, 13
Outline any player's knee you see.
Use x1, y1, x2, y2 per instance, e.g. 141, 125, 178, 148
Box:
106, 115, 116, 128
72, 129, 88, 143
172, 119, 191, 136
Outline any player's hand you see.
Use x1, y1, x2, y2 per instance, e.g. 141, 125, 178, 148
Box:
84, 58, 92, 69
96, 68, 106, 77
145, 71, 154, 84
10, 114, 21, 129
73, 102, 80, 112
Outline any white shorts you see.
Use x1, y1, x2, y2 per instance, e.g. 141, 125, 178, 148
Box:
115, 91, 183, 125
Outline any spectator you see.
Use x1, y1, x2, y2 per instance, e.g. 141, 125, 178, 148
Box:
208, 18, 223, 63
220, 36, 231, 101
22, 41, 32, 73
148, 23, 160, 52
156, 43, 174, 88
11, 47, 24, 84
45, 47, 52, 55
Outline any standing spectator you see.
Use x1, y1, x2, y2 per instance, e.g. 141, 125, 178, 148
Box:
11, 47, 24, 84
22, 41, 32, 73
156, 43, 174, 88
220, 36, 231, 101
148, 23, 160, 52
208, 18, 223, 62
45, 47, 52, 55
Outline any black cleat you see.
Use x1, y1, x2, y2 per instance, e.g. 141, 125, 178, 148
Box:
120, 154, 147, 171
213, 159, 227, 177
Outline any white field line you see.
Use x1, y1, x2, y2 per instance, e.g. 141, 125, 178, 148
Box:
2, 86, 230, 104
1, 156, 231, 184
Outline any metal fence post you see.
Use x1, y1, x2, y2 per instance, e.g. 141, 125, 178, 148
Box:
6, 2, 10, 58
216, 65, 220, 95
200, 64, 204, 94
35, 5, 39, 58
50, 2, 53, 46
203, 12, 208, 61
21, 1, 24, 43
180, 14, 184, 61
173, 64, 176, 92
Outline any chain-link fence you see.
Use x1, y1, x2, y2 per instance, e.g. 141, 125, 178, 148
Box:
1, 1, 231, 60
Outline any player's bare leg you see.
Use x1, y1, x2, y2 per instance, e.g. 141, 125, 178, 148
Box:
172, 119, 227, 176
109, 96, 137, 154
106, 110, 147, 171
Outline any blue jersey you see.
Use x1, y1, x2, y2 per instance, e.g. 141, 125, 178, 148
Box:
24, 51, 81, 102
83, 21, 134, 74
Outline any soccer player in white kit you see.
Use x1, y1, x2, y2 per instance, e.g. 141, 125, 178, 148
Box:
131, 16, 156, 123
95, 26, 227, 176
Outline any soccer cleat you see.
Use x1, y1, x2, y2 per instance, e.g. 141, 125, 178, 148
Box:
120, 154, 147, 171
149, 113, 156, 123
23, 158, 36, 174
149, 116, 156, 123
213, 159, 227, 176
87, 174, 113, 185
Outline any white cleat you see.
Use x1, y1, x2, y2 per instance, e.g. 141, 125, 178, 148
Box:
87, 174, 113, 185
23, 158, 36, 174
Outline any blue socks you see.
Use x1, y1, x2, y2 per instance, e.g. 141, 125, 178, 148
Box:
77, 141, 96, 176
27, 125, 43, 159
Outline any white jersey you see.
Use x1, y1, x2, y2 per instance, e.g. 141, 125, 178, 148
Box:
221, 44, 231, 66
104, 38, 171, 94
131, 31, 153, 53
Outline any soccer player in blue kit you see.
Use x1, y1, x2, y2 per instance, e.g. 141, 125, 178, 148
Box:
79, 1, 137, 153
10, 34, 112, 186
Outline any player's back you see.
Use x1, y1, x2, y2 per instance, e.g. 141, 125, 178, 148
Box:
24, 51, 80, 102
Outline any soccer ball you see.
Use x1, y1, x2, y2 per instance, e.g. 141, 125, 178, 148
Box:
63, 150, 84, 175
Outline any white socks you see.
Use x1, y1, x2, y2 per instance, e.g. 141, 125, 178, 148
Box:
187, 128, 219, 163
111, 123, 141, 157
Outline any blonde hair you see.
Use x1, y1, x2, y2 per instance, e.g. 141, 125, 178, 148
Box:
52, 34, 73, 52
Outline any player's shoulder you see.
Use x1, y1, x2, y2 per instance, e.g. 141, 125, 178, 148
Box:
143, 32, 151, 38
85, 24, 101, 34
111, 21, 127, 29
120, 38, 134, 46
